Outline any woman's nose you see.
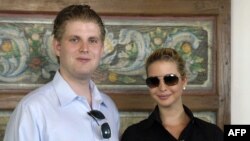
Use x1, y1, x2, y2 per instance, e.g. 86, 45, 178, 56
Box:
158, 79, 167, 91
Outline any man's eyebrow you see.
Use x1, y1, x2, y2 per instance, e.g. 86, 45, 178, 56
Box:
68, 34, 80, 38
89, 36, 100, 40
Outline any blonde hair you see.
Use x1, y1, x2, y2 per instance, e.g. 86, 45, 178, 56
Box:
145, 48, 186, 79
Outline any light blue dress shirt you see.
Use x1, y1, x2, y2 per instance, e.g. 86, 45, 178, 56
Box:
4, 71, 120, 141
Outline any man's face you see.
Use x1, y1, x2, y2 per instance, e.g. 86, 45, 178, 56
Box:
53, 20, 104, 80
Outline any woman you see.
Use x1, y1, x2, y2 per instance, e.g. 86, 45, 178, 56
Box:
121, 48, 223, 141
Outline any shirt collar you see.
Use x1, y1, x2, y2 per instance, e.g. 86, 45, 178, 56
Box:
147, 106, 161, 127
89, 79, 107, 109
143, 105, 196, 140
146, 105, 195, 129
52, 71, 106, 107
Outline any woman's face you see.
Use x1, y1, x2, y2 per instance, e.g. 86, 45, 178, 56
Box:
147, 60, 187, 108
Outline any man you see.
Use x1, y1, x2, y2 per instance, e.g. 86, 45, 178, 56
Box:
4, 4, 120, 141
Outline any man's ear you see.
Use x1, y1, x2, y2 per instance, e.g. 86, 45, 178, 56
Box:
101, 43, 104, 54
52, 38, 61, 57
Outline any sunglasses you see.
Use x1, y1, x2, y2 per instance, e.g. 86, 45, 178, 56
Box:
88, 110, 111, 139
146, 74, 179, 88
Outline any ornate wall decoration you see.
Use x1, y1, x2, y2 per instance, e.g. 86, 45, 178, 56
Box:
0, 15, 214, 91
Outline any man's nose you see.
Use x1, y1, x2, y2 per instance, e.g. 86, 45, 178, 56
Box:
79, 41, 89, 53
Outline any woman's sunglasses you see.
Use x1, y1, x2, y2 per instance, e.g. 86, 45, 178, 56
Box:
88, 110, 111, 139
146, 74, 179, 88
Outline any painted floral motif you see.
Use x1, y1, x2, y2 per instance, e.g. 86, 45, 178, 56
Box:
0, 18, 212, 89
149, 27, 167, 49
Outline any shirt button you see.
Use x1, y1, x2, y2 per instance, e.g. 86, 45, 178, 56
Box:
76, 96, 83, 101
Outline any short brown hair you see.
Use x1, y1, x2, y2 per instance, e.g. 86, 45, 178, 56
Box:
52, 4, 105, 41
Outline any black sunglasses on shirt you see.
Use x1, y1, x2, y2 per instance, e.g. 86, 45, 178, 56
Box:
88, 110, 111, 139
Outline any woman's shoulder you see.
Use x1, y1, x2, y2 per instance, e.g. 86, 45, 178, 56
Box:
194, 117, 224, 133
125, 118, 149, 131
121, 118, 150, 141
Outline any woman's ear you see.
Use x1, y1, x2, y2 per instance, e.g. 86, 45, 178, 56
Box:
182, 76, 188, 89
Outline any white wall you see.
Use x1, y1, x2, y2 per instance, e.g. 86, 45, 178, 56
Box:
231, 0, 250, 123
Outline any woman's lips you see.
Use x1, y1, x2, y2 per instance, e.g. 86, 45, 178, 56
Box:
157, 94, 171, 100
